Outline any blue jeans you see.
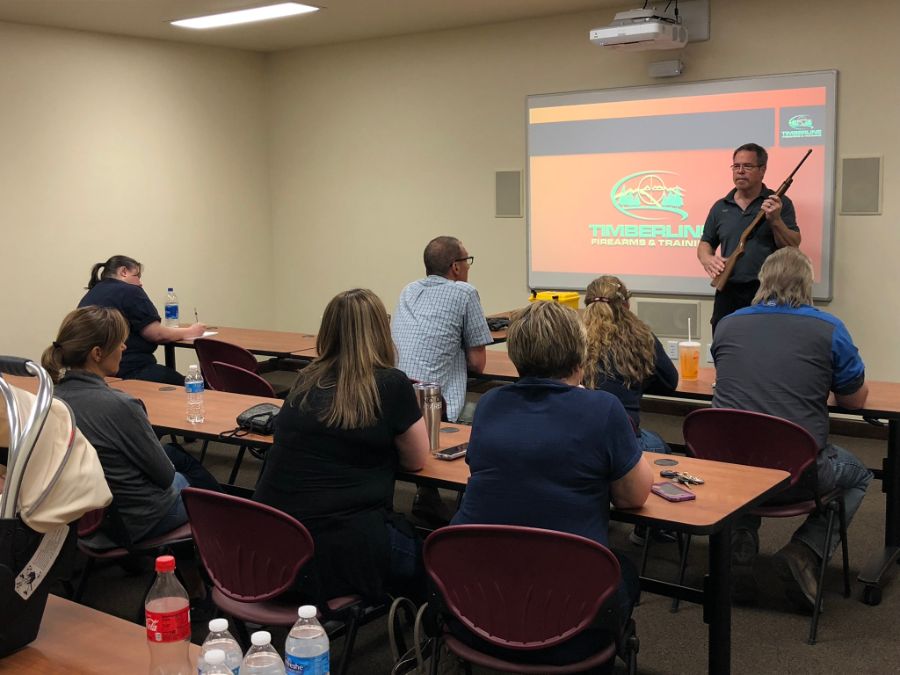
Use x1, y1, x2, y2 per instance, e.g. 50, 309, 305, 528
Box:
387, 522, 425, 601
141, 472, 189, 540
163, 443, 221, 492
639, 428, 671, 454
737, 444, 872, 560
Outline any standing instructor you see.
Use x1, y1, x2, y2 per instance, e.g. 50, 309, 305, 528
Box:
698, 143, 801, 332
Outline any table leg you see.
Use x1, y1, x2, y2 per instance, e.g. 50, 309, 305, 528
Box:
164, 344, 175, 370
858, 418, 900, 605
705, 524, 731, 675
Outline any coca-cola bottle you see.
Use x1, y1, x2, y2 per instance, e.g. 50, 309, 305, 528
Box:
145, 555, 193, 675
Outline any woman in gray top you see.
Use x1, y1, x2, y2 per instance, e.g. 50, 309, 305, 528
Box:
41, 305, 218, 545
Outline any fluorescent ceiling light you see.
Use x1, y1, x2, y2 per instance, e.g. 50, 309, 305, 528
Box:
171, 2, 319, 30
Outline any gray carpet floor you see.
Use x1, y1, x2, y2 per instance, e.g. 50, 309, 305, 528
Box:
68, 420, 900, 674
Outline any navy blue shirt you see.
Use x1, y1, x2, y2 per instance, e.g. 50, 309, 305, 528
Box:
591, 335, 678, 430
78, 279, 162, 377
701, 185, 798, 284
452, 377, 642, 547
712, 303, 865, 449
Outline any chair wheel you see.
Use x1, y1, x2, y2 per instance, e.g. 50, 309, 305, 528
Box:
862, 585, 882, 606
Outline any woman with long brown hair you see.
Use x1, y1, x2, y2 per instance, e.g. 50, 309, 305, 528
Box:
582, 275, 678, 453
254, 289, 429, 601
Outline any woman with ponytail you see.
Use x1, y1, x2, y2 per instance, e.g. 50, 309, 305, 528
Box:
43, 306, 219, 546
78, 255, 205, 385
582, 275, 678, 453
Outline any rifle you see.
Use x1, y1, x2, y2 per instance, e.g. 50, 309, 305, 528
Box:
711, 148, 812, 291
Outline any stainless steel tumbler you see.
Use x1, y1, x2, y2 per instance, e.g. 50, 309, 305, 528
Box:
413, 382, 442, 452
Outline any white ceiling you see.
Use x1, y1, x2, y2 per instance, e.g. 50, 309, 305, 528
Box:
0, 0, 623, 52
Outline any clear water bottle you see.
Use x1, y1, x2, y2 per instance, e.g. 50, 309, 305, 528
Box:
145, 555, 192, 675
285, 605, 330, 674
185, 364, 205, 424
165, 288, 179, 327
240, 631, 284, 675
202, 650, 233, 675
199, 618, 242, 675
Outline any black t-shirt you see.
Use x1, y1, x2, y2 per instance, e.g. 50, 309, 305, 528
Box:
253, 367, 421, 600
78, 280, 162, 376
701, 185, 799, 284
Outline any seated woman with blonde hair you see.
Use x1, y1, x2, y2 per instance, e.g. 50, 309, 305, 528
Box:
583, 275, 679, 453
254, 289, 430, 602
451, 300, 652, 670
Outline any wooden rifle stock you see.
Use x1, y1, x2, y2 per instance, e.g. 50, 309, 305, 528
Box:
711, 148, 813, 291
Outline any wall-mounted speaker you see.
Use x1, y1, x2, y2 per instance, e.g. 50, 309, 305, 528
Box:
495, 170, 523, 218
840, 156, 882, 215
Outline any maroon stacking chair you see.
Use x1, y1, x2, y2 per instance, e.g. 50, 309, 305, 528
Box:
74, 502, 192, 617
181, 488, 379, 675
423, 525, 638, 674
211, 362, 277, 484
680, 408, 850, 645
213, 362, 277, 398
194, 338, 260, 391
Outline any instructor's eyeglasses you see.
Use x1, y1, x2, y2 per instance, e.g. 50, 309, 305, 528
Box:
454, 256, 475, 266
730, 163, 762, 172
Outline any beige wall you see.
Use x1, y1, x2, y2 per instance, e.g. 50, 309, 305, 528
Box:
0, 22, 271, 372
2, 0, 898, 380
268, 0, 900, 379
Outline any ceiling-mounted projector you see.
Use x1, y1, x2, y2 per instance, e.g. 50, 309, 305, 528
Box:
590, 8, 688, 51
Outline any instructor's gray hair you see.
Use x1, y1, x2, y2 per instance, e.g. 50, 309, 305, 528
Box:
753, 247, 813, 308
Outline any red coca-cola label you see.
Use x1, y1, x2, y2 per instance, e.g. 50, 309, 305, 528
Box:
145, 606, 190, 642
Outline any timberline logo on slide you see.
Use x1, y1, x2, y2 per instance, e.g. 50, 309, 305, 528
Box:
788, 114, 814, 129
782, 113, 822, 138
610, 170, 688, 221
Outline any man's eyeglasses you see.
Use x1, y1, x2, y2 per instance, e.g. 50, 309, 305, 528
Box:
454, 256, 475, 266
730, 163, 762, 172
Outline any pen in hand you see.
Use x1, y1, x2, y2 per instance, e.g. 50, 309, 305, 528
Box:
194, 307, 199, 324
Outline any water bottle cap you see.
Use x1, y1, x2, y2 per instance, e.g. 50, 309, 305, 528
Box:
250, 630, 271, 646
205, 649, 225, 665
188, 364, 199, 372
168, 287, 174, 292
154, 555, 176, 573
208, 618, 228, 632
298, 605, 318, 619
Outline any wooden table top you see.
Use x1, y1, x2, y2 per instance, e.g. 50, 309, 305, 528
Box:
477, 355, 900, 419
1, 375, 121, 395
175, 326, 317, 357
112, 379, 281, 445
1, 375, 121, 448
0, 595, 199, 673
403, 424, 474, 489
480, 349, 518, 381
402, 443, 789, 535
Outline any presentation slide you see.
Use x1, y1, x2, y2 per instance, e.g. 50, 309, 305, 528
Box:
527, 71, 836, 298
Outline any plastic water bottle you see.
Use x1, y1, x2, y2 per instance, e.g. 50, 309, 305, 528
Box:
202, 650, 233, 675
240, 631, 284, 675
199, 618, 242, 675
185, 364, 205, 424
285, 605, 330, 674
145, 555, 192, 675
165, 288, 179, 327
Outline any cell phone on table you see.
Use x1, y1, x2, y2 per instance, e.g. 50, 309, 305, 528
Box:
434, 443, 468, 461
651, 481, 696, 502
